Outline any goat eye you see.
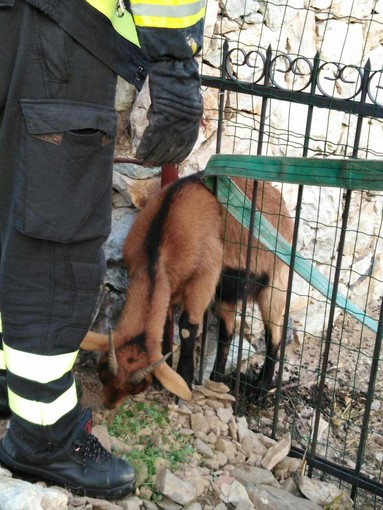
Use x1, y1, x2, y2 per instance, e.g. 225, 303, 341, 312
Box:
127, 357, 136, 364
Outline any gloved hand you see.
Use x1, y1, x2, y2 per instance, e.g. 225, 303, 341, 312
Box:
136, 58, 203, 166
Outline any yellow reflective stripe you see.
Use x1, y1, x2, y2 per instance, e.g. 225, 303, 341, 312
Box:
8, 382, 78, 426
3, 341, 78, 384
132, 8, 205, 28
130, 0, 205, 28
85, 0, 140, 46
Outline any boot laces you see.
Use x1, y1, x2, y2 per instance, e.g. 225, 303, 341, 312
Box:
73, 434, 111, 467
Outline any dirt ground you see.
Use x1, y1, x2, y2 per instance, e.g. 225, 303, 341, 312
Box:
231, 301, 383, 489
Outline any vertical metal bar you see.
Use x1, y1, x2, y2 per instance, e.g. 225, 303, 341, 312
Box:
309, 59, 370, 477
351, 300, 383, 500
351, 59, 370, 158
234, 180, 259, 411
302, 53, 321, 156
257, 45, 272, 154
216, 39, 229, 155
198, 312, 209, 384
348, 59, 378, 501
271, 186, 302, 435
308, 188, 352, 473
273, 52, 321, 437
199, 39, 228, 384
233, 46, 272, 410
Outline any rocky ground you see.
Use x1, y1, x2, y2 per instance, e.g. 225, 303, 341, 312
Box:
0, 362, 355, 510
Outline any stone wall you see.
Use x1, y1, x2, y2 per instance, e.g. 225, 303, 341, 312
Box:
108, 0, 383, 342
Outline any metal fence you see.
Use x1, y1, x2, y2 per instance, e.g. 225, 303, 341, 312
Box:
198, 2, 383, 507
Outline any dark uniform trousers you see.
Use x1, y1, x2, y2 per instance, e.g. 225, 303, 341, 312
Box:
0, 0, 117, 461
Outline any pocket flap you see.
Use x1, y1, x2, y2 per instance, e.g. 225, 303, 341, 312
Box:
19, 99, 117, 138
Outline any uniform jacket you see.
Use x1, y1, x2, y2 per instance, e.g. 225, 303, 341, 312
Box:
23, 0, 206, 88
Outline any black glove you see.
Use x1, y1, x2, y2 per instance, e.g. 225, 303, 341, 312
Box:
136, 58, 203, 166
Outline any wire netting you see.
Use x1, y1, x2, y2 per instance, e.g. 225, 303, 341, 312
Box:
197, 0, 383, 506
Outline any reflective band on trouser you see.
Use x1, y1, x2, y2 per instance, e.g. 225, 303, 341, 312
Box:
85, 0, 140, 46
8, 382, 78, 426
3, 341, 79, 425
3, 342, 79, 384
130, 0, 205, 28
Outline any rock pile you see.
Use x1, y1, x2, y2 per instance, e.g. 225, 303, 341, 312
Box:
0, 381, 353, 510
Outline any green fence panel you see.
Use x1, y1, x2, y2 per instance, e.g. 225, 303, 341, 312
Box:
206, 154, 383, 190
203, 155, 381, 334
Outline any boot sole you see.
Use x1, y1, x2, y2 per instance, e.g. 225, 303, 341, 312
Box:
0, 443, 136, 499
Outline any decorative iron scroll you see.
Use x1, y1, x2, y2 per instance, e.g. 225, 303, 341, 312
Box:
226, 45, 383, 105
201, 42, 383, 117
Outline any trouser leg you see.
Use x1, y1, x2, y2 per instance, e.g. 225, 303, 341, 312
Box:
0, 1, 117, 461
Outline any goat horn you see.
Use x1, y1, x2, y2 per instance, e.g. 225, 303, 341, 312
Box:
129, 349, 175, 384
107, 328, 119, 377
153, 362, 192, 401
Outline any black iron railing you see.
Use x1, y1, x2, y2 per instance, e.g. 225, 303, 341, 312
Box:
200, 41, 383, 505
202, 42, 383, 118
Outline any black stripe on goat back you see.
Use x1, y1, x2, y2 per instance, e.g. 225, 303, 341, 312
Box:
216, 268, 270, 304
144, 172, 206, 289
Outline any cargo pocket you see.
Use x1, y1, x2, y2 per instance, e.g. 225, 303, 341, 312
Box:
15, 99, 117, 243
51, 256, 107, 352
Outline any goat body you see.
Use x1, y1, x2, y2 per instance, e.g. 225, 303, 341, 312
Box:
92, 172, 293, 408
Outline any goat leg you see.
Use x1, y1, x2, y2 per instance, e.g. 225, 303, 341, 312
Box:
251, 326, 279, 402
210, 317, 232, 383
176, 311, 199, 389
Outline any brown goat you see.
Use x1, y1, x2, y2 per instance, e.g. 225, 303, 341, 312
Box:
81, 172, 293, 408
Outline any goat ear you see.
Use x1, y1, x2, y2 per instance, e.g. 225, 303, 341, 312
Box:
153, 364, 192, 401
80, 331, 109, 352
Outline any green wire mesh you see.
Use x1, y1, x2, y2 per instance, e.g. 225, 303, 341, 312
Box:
198, 1, 383, 506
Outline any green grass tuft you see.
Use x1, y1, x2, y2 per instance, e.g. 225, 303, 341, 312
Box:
109, 396, 195, 493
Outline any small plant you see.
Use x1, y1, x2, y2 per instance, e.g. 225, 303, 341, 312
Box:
108, 395, 196, 494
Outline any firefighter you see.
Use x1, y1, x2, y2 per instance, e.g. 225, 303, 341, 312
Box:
0, 0, 205, 499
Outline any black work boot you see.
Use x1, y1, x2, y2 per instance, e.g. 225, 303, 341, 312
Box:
0, 409, 135, 499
